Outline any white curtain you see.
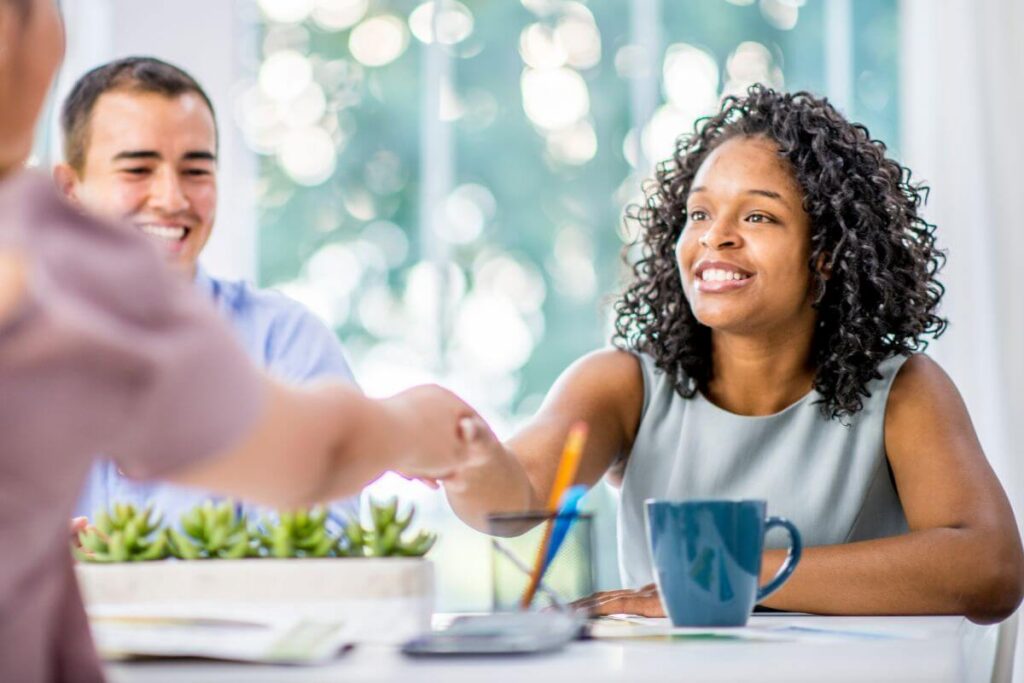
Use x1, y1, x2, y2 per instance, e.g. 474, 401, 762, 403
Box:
901, 0, 1024, 678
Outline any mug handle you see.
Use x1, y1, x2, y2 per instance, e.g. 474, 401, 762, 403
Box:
756, 516, 802, 601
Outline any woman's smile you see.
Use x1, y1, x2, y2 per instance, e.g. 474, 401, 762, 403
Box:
694, 259, 755, 293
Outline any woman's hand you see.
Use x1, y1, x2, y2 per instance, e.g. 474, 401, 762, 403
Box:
571, 583, 664, 617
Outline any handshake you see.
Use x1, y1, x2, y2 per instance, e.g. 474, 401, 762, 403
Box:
373, 384, 494, 485
158, 377, 506, 514
72, 383, 500, 549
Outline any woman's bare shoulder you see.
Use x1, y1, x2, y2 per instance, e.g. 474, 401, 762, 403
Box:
556, 348, 644, 405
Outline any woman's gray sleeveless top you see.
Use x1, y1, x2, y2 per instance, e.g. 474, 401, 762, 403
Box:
618, 352, 910, 588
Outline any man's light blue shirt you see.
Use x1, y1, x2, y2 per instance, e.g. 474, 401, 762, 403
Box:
75, 267, 360, 526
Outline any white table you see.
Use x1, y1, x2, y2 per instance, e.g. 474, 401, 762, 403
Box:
105, 614, 999, 683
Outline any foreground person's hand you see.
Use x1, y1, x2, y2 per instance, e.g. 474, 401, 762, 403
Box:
571, 583, 664, 617
382, 384, 480, 481
69, 517, 89, 547
437, 414, 503, 494
0, 249, 25, 325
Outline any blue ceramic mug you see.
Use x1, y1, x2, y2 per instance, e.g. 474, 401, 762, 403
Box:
645, 499, 802, 627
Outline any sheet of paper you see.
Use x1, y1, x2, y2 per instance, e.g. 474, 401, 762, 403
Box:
588, 615, 917, 643
88, 605, 351, 664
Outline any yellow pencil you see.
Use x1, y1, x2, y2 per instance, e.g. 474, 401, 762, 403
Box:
520, 421, 589, 609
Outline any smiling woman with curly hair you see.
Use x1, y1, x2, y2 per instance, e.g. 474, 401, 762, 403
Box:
615, 85, 947, 421
445, 85, 1024, 623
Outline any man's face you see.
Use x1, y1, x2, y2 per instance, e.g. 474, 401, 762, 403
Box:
58, 90, 218, 276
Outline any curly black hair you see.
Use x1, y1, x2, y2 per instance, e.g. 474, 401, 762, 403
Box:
613, 84, 947, 420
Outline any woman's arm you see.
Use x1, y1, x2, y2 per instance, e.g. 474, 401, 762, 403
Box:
582, 355, 1024, 624
756, 354, 1024, 623
444, 349, 644, 531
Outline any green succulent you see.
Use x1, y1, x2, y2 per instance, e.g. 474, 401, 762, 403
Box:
168, 500, 255, 560
76, 497, 436, 563
258, 507, 336, 558
339, 498, 436, 558
75, 503, 169, 563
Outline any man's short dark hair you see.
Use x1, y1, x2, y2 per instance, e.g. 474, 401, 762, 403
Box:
61, 56, 218, 172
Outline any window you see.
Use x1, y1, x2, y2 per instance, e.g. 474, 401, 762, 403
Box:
246, 0, 900, 610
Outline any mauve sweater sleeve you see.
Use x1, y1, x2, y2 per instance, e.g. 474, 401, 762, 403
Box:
1, 171, 265, 479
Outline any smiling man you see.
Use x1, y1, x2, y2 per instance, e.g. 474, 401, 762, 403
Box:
53, 57, 360, 525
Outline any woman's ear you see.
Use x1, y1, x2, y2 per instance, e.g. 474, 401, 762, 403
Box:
816, 252, 833, 281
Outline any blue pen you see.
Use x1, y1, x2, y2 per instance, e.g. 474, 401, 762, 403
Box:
540, 485, 588, 575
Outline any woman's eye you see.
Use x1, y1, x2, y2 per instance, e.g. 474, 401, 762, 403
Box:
183, 169, 212, 177
688, 210, 708, 221
746, 213, 774, 223
120, 168, 151, 176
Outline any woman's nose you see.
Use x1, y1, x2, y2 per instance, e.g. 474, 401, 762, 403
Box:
699, 219, 740, 249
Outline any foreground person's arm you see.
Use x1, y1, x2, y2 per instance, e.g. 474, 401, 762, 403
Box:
4, 170, 480, 511
582, 356, 1024, 624
170, 379, 476, 510
444, 349, 643, 531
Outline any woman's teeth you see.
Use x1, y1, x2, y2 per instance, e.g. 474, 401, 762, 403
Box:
700, 269, 750, 282
139, 224, 186, 241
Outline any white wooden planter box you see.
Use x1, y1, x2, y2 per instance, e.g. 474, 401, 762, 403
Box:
76, 558, 434, 645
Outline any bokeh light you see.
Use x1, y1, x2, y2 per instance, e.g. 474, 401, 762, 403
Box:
555, 2, 601, 69
760, 0, 800, 30
235, 83, 286, 154
549, 225, 597, 301
312, 0, 368, 31
409, 1, 475, 45
662, 43, 719, 112
277, 126, 338, 186
349, 15, 409, 67
281, 83, 327, 127
519, 23, 568, 70
521, 67, 590, 130
258, 0, 314, 24
453, 293, 535, 374
259, 50, 313, 102
723, 41, 783, 96
306, 242, 364, 300
437, 183, 496, 245
546, 119, 598, 165
474, 253, 547, 314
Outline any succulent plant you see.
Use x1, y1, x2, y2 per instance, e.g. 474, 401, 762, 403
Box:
168, 500, 255, 560
75, 497, 436, 563
257, 507, 336, 558
338, 497, 436, 558
75, 503, 169, 563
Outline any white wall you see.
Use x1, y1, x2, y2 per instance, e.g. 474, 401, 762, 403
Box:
901, 1, 1024, 679
55, 0, 259, 281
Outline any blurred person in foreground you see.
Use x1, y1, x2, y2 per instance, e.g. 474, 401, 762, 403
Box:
53, 57, 361, 529
0, 1, 484, 681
